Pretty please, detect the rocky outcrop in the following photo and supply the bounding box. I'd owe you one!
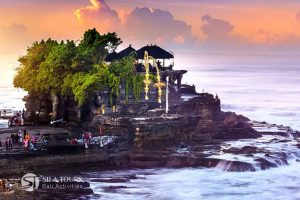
[23,93,52,123]
[89,93,260,150]
[24,93,91,124]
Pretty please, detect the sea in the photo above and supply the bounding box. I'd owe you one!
[1,53,300,199]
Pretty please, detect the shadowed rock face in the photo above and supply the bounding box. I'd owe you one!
[23,93,52,123]
[90,93,260,149]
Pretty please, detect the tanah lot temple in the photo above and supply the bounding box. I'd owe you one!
[24,43,221,133]
[101,44,189,114]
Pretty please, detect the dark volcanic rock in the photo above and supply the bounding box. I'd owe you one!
[214,160,256,172]
[103,185,128,193]
[223,146,259,154]
[90,178,130,183]
[213,123,262,140]
[255,158,278,170]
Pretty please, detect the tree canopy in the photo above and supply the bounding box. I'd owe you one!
[14,28,143,106]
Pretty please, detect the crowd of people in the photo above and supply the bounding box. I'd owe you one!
[0,129,38,152]
[0,178,11,193]
[0,109,7,117]
[8,110,25,127]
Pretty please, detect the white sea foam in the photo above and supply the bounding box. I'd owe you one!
[85,162,300,200]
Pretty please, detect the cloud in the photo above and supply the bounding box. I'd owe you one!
[250,29,280,45]
[0,23,29,54]
[74,1,300,53]
[122,7,195,46]
[5,23,28,34]
[297,11,300,22]
[75,0,121,33]
[75,0,196,48]
[201,15,234,41]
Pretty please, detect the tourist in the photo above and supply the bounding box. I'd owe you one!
[24,137,29,152]
[10,134,15,144]
[0,179,3,192]
[18,130,23,145]
[23,129,27,139]
[5,138,9,150]
[41,137,48,151]
[22,109,25,119]
[71,138,78,145]
[32,137,37,150]
[84,139,89,152]
[83,131,91,152]
[25,132,30,141]
[0,178,5,192]
[99,125,104,135]
[5,179,10,193]
[8,138,12,149]
[29,141,35,152]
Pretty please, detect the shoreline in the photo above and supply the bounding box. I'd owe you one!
[0,121,299,199]
[0,120,298,176]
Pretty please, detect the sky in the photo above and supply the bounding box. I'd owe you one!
[1,0,300,68]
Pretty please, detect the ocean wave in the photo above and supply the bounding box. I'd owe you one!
[271,112,298,117]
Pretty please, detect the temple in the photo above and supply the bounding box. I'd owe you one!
[100,44,188,113]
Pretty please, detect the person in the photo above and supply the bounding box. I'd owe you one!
[18,129,23,145]
[23,129,27,139]
[41,137,48,151]
[32,137,37,150]
[3,109,6,115]
[0,110,1,117]
[8,138,12,149]
[0,178,5,192]
[84,139,89,152]
[0,139,2,147]
[24,137,29,152]
[156,60,162,68]
[10,134,14,144]
[25,132,30,141]
[5,138,9,150]
[84,131,91,152]
[99,125,104,135]
[5,179,10,193]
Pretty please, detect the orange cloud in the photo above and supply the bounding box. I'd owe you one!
[74,0,300,52]
[74,0,197,48]
[75,0,121,33]
[201,15,234,41]
[250,29,280,45]
[174,35,185,44]
[0,23,29,54]
[297,11,300,22]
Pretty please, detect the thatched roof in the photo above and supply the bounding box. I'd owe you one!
[104,51,119,62]
[118,44,136,58]
[136,45,174,59]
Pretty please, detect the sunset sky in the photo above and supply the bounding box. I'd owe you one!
[1,0,300,67]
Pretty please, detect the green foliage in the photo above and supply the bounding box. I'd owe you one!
[132,75,144,102]
[38,40,76,93]
[63,64,112,105]
[73,28,122,71]
[14,39,59,94]
[13,28,145,107]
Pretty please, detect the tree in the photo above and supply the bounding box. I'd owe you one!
[13,28,145,121]
[72,28,122,71]
[14,39,58,94]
